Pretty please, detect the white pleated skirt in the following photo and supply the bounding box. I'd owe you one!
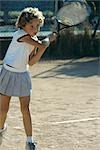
[0,67,32,97]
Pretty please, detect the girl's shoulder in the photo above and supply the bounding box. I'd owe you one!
[13,29,28,38]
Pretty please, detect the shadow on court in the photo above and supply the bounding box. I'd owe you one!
[32,57,99,78]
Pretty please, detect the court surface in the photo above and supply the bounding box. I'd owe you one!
[0,57,100,150]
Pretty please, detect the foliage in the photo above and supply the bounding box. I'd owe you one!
[0,11,4,17]
[44,28,100,59]
[8,11,20,19]
[43,10,54,18]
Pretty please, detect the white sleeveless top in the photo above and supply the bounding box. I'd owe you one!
[3,29,37,72]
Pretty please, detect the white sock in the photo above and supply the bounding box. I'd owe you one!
[26,136,33,143]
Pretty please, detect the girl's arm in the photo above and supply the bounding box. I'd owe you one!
[19,35,48,50]
[19,35,49,65]
[19,33,57,65]
[28,47,46,66]
[29,47,38,61]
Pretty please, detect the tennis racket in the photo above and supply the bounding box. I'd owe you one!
[55,0,91,32]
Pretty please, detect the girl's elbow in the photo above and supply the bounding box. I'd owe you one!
[28,61,34,66]
[29,63,33,66]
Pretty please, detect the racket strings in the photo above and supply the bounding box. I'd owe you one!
[57,2,91,26]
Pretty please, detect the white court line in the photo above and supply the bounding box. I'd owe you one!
[48,117,100,125]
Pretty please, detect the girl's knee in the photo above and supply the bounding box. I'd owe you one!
[19,96,30,115]
[20,106,30,115]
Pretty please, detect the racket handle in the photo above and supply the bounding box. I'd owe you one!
[91,18,100,39]
[57,22,60,33]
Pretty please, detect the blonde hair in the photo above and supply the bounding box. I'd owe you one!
[16,7,45,28]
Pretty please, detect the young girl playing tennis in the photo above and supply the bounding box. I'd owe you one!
[0,7,57,150]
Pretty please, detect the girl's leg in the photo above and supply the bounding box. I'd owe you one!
[19,96,32,137]
[0,94,11,129]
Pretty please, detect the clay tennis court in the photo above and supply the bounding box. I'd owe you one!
[0,57,100,150]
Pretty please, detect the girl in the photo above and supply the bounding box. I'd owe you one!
[0,7,57,150]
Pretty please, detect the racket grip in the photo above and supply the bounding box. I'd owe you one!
[91,18,100,39]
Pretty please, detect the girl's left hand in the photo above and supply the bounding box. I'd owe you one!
[49,32,58,42]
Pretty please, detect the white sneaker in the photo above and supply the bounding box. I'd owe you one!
[0,124,7,136]
[25,142,36,150]
[0,124,7,145]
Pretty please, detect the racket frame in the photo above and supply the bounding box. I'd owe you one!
[56,1,91,32]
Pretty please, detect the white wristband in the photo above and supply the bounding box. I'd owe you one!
[42,37,50,47]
